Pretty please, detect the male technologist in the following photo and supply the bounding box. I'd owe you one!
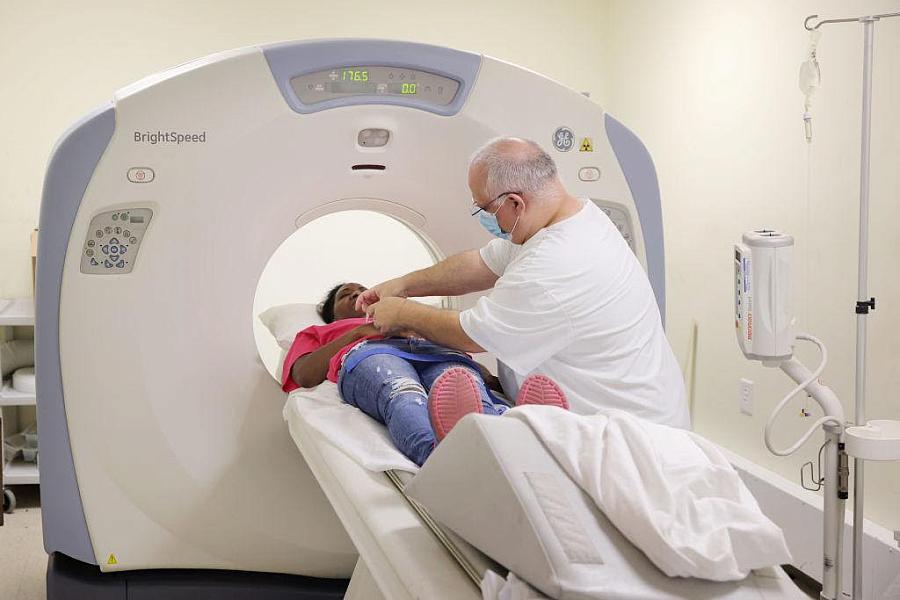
[358,137,690,427]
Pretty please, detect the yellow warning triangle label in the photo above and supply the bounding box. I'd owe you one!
[579,137,594,152]
[107,553,118,565]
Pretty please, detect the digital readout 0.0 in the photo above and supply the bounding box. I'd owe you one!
[330,81,418,95]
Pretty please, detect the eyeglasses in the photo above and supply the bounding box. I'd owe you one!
[470,191,522,216]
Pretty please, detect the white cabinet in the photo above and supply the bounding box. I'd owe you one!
[0,298,38,491]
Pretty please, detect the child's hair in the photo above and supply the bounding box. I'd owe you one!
[317,283,346,324]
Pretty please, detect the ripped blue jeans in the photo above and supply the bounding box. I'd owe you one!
[338,352,508,466]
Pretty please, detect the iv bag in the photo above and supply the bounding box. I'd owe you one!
[799,30,821,109]
[799,58,820,102]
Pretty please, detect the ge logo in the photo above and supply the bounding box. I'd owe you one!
[552,127,575,152]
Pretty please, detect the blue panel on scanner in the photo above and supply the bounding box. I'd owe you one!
[37,103,115,564]
[262,39,481,116]
[605,113,666,326]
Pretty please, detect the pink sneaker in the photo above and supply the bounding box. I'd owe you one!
[515,375,569,410]
[428,367,483,441]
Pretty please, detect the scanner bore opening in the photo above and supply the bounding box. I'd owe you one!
[253,210,443,379]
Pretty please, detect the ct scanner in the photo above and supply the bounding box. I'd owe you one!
[36,39,802,599]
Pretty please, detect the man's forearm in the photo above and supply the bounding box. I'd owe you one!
[401,250,498,298]
[400,301,485,354]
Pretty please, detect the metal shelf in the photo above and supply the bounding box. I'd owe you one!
[0,381,36,406]
[4,457,39,485]
[0,298,34,326]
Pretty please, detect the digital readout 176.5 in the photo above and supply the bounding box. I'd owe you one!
[342,69,368,81]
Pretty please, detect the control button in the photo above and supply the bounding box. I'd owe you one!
[118,245,127,254]
[115,227,122,234]
[358,128,390,148]
[109,246,119,256]
[85,249,94,257]
[129,236,137,244]
[127,167,155,183]
[90,258,99,266]
[109,237,120,245]
[87,240,95,248]
[95,229,103,238]
[123,230,131,237]
[112,213,119,221]
[578,167,601,182]
[116,260,125,268]
[105,226,112,234]
[104,259,114,268]
[101,245,109,255]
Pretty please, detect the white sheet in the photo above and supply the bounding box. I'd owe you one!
[482,570,548,600]
[283,383,419,473]
[506,405,792,582]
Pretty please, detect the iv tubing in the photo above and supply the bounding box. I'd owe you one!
[766,334,843,457]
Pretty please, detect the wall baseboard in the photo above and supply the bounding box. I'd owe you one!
[723,449,900,600]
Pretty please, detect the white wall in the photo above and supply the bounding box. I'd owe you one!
[604,0,900,532]
[0,0,609,299]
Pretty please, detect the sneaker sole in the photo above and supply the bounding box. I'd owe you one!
[428,367,483,441]
[515,375,569,410]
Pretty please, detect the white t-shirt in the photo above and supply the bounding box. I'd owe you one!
[459,200,690,428]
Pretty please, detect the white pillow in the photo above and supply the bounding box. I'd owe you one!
[258,303,324,350]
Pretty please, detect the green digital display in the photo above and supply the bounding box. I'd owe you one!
[292,66,459,106]
[342,69,368,82]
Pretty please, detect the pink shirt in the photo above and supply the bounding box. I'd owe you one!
[281,318,384,392]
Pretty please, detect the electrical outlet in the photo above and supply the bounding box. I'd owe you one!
[739,378,754,415]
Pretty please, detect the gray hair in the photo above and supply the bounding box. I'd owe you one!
[469,137,558,199]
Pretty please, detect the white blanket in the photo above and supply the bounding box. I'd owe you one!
[284,383,419,473]
[505,405,792,582]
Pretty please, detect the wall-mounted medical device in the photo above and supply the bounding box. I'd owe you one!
[735,229,847,600]
[734,230,794,362]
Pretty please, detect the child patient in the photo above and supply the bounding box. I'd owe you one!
[282,282,568,466]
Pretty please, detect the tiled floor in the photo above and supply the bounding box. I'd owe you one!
[0,486,45,600]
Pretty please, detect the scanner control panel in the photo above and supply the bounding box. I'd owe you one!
[595,202,635,251]
[80,208,153,275]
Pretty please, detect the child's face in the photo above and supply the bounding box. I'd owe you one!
[333,283,368,320]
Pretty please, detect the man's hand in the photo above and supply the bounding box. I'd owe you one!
[354,323,382,338]
[366,297,411,335]
[356,277,407,312]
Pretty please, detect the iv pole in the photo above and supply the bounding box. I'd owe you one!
[804,11,900,600]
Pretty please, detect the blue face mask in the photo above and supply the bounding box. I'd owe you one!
[476,195,519,241]
[478,210,510,240]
